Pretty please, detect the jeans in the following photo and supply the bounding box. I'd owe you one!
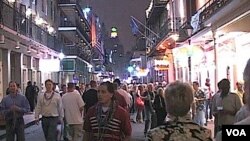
[205,99,212,121]
[41,116,59,141]
[194,109,205,126]
[144,107,154,133]
[6,118,25,141]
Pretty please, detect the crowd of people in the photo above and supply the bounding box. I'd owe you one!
[0,58,250,141]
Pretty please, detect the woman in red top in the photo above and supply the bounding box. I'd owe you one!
[84,81,132,141]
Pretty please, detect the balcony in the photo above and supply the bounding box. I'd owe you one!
[199,0,233,23]
[155,0,169,5]
[0,1,61,52]
[59,11,90,44]
[58,0,87,24]
[62,45,91,62]
[148,17,183,47]
[147,0,168,24]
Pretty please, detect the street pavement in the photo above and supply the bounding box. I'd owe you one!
[0,122,146,141]
[0,115,214,141]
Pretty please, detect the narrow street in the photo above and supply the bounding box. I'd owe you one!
[0,120,214,141]
[0,122,145,141]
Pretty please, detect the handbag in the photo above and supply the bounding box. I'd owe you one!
[136,97,144,109]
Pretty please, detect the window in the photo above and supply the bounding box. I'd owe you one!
[50,1,53,20]
[42,0,45,12]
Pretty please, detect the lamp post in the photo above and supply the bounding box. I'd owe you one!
[185,23,193,83]
[59,52,65,85]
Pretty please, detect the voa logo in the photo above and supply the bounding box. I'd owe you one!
[226,129,247,136]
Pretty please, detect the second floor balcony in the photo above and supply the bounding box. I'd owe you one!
[0,1,61,52]
[59,11,91,44]
[147,17,183,48]
[62,45,91,62]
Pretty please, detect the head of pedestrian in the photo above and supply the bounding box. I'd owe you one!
[8,81,18,94]
[243,59,250,110]
[236,81,244,91]
[45,79,54,93]
[164,81,194,117]
[27,81,32,86]
[113,79,121,87]
[147,83,154,92]
[67,82,75,92]
[192,81,199,91]
[61,84,67,93]
[90,80,97,88]
[205,78,210,87]
[97,81,116,107]
[218,78,230,98]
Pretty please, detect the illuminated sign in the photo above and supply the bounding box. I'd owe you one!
[40,59,60,72]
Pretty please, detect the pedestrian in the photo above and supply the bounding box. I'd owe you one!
[0,81,30,141]
[212,79,242,134]
[204,78,213,126]
[84,81,132,141]
[35,79,64,141]
[140,83,156,135]
[153,87,167,126]
[16,83,22,94]
[113,79,132,110]
[33,82,40,105]
[146,81,212,141]
[83,80,98,113]
[216,59,250,141]
[62,82,85,141]
[25,81,35,112]
[193,81,206,126]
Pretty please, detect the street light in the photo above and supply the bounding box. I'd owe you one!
[59,52,65,84]
[185,22,193,83]
[59,52,65,60]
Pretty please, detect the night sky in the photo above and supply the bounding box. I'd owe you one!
[85,0,151,52]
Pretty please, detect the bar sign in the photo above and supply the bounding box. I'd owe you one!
[222,125,250,140]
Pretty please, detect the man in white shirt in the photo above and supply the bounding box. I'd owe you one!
[114,79,132,108]
[35,79,64,141]
[62,83,85,141]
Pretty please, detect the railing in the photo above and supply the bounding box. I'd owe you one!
[58,0,79,4]
[0,1,62,52]
[148,17,183,47]
[154,0,169,5]
[63,46,80,55]
[199,0,233,23]
[59,10,90,42]
[58,0,85,21]
[179,0,232,38]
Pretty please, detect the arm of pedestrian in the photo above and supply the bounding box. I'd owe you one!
[21,97,31,114]
[34,95,42,121]
[0,99,11,115]
[58,96,64,121]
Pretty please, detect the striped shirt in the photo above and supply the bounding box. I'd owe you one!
[84,104,131,141]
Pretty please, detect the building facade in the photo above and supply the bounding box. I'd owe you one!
[58,0,93,84]
[0,0,63,99]
[145,0,250,91]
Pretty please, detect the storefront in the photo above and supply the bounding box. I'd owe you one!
[173,44,205,85]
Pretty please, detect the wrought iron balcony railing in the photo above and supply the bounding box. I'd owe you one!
[199,0,233,23]
[148,17,184,47]
[58,0,80,5]
[0,1,63,52]
[58,0,86,23]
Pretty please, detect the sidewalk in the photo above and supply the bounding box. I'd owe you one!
[0,113,37,140]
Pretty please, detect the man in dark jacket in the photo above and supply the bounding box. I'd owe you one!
[25,81,35,112]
